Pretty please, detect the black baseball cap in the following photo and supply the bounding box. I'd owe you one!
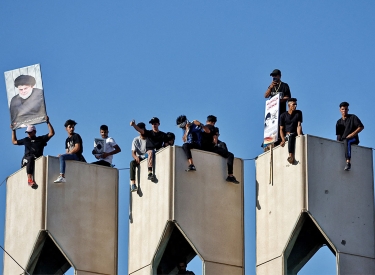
[288,98,297,102]
[339,102,349,108]
[149,117,160,124]
[270,69,281,76]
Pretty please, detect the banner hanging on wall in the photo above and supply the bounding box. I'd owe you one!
[263,94,280,146]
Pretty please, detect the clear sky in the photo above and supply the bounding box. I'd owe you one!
[1,1,374,274]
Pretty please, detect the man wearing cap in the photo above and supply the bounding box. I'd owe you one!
[54,119,85,183]
[336,102,364,171]
[10,75,47,129]
[11,116,55,189]
[264,69,291,146]
[279,98,303,164]
[176,115,210,172]
[129,122,147,192]
[130,117,166,181]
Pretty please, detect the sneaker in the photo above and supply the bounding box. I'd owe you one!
[186,165,196,172]
[54,175,66,183]
[147,173,155,180]
[131,183,138,192]
[226,176,240,184]
[31,183,38,189]
[28,178,35,187]
[344,163,351,171]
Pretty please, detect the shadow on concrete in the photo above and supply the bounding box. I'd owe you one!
[26,231,71,274]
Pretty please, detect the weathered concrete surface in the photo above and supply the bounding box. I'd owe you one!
[129,146,244,275]
[3,156,118,275]
[3,157,46,275]
[337,253,375,274]
[256,135,375,274]
[204,261,244,275]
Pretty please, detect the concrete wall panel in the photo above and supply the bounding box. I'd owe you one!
[46,157,118,275]
[338,253,375,274]
[128,265,152,275]
[174,147,244,267]
[256,136,305,265]
[75,270,109,275]
[204,261,243,275]
[306,136,375,258]
[128,147,173,274]
[256,256,283,275]
[3,157,46,275]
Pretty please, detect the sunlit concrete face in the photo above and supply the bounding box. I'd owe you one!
[256,135,375,274]
[128,146,244,275]
[3,156,118,275]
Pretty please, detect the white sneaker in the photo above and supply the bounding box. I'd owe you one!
[54,175,66,183]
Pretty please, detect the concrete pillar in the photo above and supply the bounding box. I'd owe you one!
[256,135,375,274]
[128,146,244,275]
[3,156,118,275]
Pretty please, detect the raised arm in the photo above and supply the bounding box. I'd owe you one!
[46,116,55,138]
[11,125,17,145]
[192,120,210,133]
[130,120,145,135]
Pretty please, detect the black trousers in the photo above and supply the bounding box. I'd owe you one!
[91,160,111,167]
[130,158,144,181]
[286,133,296,154]
[213,147,234,175]
[182,143,201,160]
[21,155,36,175]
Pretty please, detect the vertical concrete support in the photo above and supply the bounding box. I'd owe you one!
[128,146,244,275]
[3,156,118,275]
[256,135,375,274]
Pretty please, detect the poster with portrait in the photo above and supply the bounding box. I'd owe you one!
[93,138,106,157]
[263,94,280,146]
[4,64,47,130]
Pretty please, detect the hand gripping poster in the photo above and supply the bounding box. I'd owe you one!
[263,94,280,146]
[4,64,47,130]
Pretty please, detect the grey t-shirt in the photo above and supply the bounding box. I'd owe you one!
[131,136,147,157]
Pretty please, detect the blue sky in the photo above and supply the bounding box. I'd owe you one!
[1,1,374,274]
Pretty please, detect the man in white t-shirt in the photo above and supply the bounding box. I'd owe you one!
[130,122,147,192]
[92,125,121,167]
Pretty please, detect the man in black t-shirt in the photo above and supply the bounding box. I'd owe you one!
[280,98,303,164]
[336,102,364,171]
[11,116,55,189]
[131,117,166,181]
[54,119,85,183]
[264,69,291,147]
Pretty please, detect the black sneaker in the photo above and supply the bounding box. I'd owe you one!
[186,165,196,172]
[148,172,155,180]
[131,184,137,192]
[226,176,240,184]
[31,183,38,189]
[344,163,351,171]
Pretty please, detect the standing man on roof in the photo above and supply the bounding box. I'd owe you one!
[264,69,291,146]
[336,102,364,171]
[11,116,55,189]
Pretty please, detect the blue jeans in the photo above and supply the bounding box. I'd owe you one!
[59,154,79,174]
[344,137,359,160]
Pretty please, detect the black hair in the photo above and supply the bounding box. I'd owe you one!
[207,115,217,123]
[176,115,187,125]
[100,125,108,131]
[339,101,349,108]
[166,132,175,141]
[14,75,36,88]
[64,119,77,127]
[137,122,146,130]
[265,113,271,121]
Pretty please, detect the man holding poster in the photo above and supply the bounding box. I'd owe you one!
[4,64,47,130]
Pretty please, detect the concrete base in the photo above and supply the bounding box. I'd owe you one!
[3,156,118,275]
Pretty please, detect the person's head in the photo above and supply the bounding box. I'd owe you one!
[177,260,187,273]
[100,125,109,139]
[137,122,146,137]
[14,75,36,99]
[64,119,77,136]
[149,117,160,131]
[288,98,297,112]
[165,132,175,146]
[270,69,281,83]
[25,125,36,138]
[264,112,271,127]
[339,101,349,117]
[176,115,188,128]
[206,115,217,125]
